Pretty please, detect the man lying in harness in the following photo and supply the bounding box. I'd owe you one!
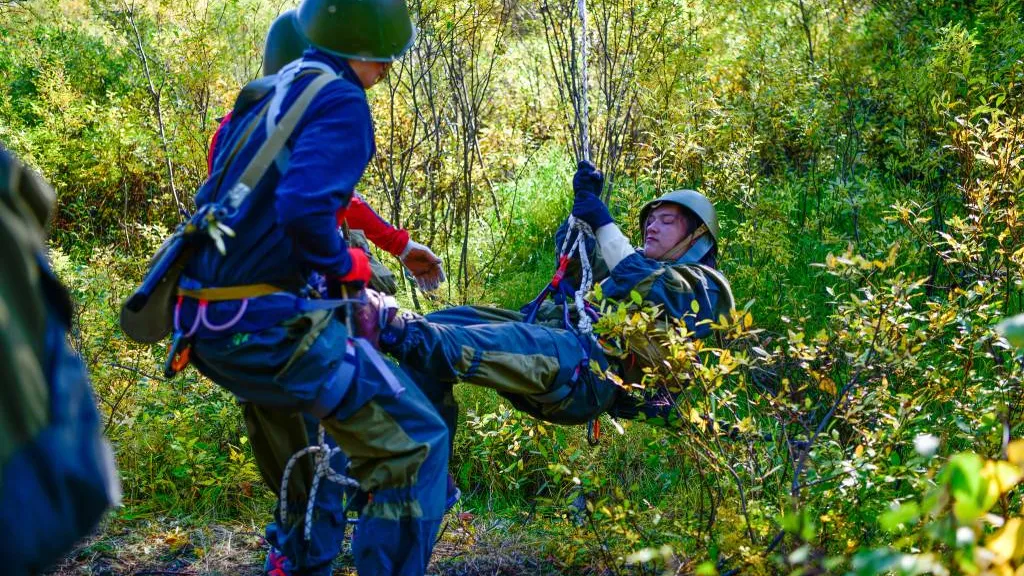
[360,160,735,453]
[166,1,449,575]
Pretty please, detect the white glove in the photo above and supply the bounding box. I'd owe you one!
[400,239,446,292]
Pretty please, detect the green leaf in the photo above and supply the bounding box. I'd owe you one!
[630,290,643,305]
[946,453,983,497]
[944,453,986,522]
[879,502,920,532]
[695,561,718,576]
[691,299,700,313]
[996,314,1024,349]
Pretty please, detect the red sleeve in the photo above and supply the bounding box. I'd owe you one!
[207,112,232,176]
[337,196,410,257]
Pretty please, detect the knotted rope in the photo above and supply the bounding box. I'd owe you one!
[557,215,596,335]
[278,424,361,541]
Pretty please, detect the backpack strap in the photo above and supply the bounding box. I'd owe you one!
[265,59,338,173]
[222,72,336,211]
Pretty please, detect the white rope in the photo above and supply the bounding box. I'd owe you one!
[278,424,360,541]
[559,215,595,335]
[566,0,595,335]
[576,0,591,162]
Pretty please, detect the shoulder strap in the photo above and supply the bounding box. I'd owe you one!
[223,72,336,211]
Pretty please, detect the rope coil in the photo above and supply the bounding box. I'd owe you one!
[278,424,360,541]
[558,215,596,335]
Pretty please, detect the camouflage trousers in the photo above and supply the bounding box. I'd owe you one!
[190,310,448,575]
[387,306,624,453]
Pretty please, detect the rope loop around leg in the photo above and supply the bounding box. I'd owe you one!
[278,424,361,541]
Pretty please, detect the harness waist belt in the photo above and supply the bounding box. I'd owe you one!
[177,283,286,301]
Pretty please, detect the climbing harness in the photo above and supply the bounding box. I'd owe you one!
[522,216,599,337]
[121,66,337,345]
[521,216,615,441]
[153,69,341,377]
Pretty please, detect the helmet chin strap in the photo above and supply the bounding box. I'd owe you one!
[655,223,712,263]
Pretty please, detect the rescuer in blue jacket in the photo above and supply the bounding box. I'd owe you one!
[174,1,449,574]
[0,144,120,576]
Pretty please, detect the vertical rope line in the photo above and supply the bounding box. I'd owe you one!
[577,0,591,163]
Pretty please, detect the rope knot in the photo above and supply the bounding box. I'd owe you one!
[278,424,360,541]
[558,216,596,336]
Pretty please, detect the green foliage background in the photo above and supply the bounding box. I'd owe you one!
[2,0,1024,572]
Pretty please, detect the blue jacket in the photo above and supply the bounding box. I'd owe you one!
[553,221,734,337]
[182,50,375,334]
[599,250,733,337]
[1,146,117,575]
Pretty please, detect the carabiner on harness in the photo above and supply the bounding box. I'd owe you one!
[163,331,192,378]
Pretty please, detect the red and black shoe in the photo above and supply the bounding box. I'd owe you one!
[264,547,294,576]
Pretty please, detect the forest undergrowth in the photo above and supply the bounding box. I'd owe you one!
[3,0,1024,573]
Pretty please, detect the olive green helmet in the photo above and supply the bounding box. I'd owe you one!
[263,10,310,76]
[296,0,417,62]
[638,189,719,243]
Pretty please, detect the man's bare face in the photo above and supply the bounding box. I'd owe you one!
[349,60,392,89]
[643,204,689,260]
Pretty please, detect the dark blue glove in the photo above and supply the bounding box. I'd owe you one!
[572,190,613,229]
[571,160,612,228]
[573,160,604,196]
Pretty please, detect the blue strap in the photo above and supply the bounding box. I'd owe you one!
[353,338,406,398]
[293,295,365,312]
[522,284,554,324]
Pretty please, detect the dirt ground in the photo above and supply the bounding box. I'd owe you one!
[45,512,575,576]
